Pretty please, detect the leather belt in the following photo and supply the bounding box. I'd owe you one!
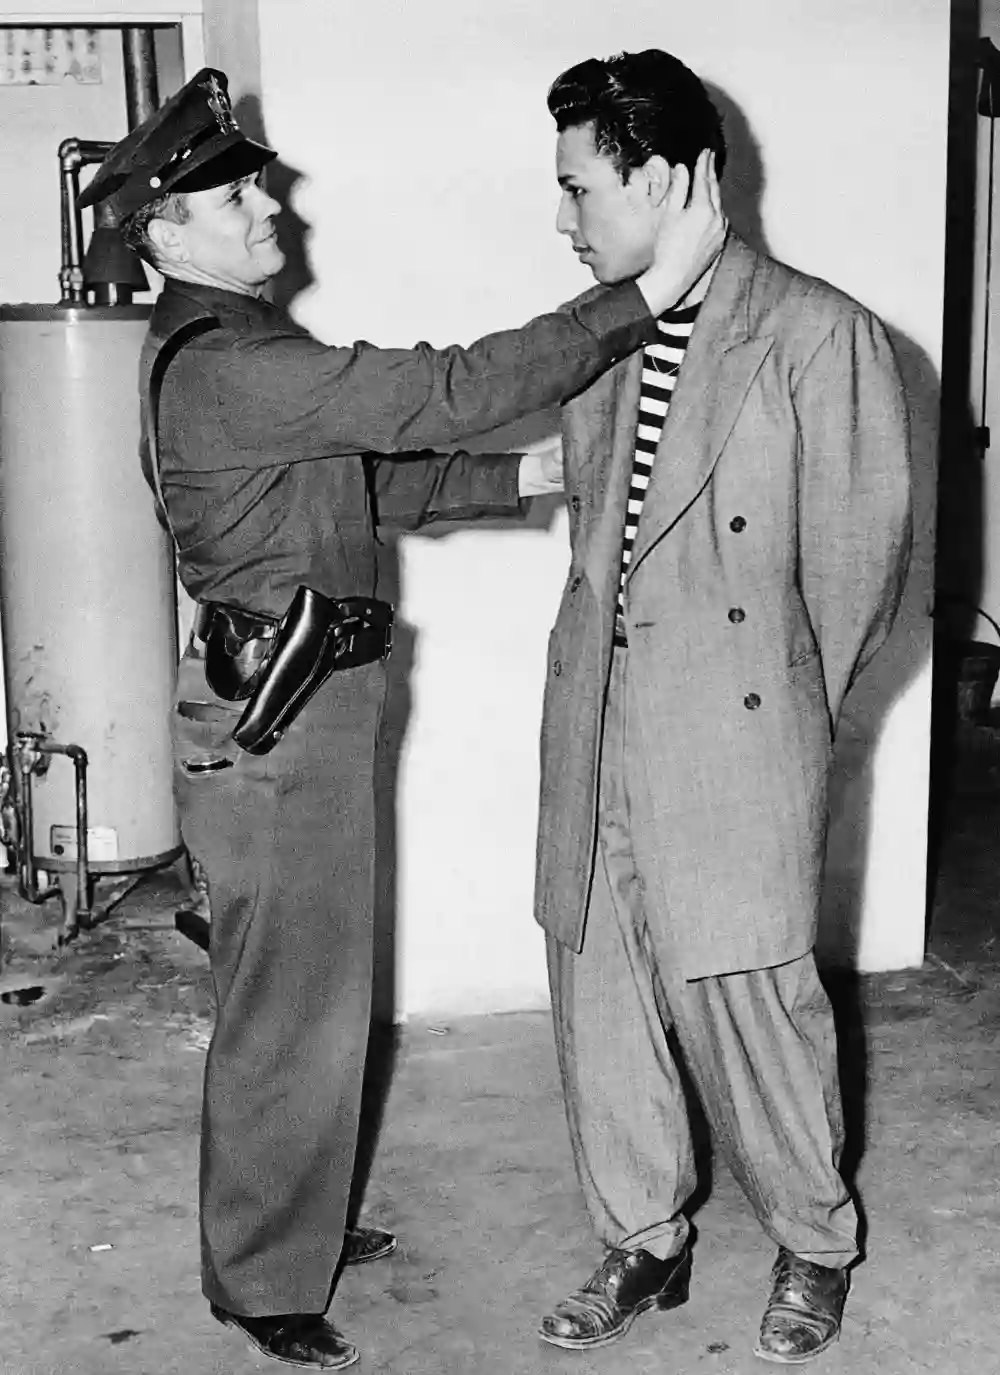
[192,602,277,649]
[188,603,276,680]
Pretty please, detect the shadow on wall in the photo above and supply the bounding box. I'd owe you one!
[928,0,984,897]
[817,331,938,967]
[936,0,985,628]
[711,73,936,974]
[233,93,315,312]
[821,0,985,967]
[707,82,768,255]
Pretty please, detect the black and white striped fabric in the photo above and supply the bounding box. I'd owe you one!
[614,302,700,645]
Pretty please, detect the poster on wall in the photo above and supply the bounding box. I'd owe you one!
[0,27,101,85]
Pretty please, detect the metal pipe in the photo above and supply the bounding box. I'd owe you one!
[15,754,35,897]
[59,139,85,304]
[57,137,113,305]
[60,26,159,305]
[121,28,160,129]
[38,741,90,937]
[12,734,91,939]
[14,737,43,904]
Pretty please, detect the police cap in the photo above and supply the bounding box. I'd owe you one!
[78,67,276,221]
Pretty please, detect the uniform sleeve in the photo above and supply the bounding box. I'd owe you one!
[366,450,522,531]
[206,282,654,462]
[796,308,912,727]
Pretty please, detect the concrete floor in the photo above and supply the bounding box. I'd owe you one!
[1,740,998,1374]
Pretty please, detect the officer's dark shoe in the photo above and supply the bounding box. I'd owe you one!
[342,1225,397,1265]
[539,1244,691,1350]
[754,1248,848,1364]
[210,1304,359,1369]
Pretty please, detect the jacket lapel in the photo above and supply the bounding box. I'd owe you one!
[626,236,773,581]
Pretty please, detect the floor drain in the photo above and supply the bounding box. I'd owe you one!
[1,985,48,1007]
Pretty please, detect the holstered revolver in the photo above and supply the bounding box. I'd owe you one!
[231,586,393,755]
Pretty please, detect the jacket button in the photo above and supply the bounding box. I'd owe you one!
[744,692,761,710]
[728,607,746,624]
[570,496,581,512]
[730,516,747,532]
[553,661,563,677]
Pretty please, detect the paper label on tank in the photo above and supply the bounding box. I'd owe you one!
[49,825,119,861]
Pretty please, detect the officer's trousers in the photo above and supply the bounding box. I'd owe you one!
[171,647,386,1316]
[546,648,859,1272]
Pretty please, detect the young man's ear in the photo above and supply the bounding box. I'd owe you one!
[642,154,674,208]
[146,216,188,265]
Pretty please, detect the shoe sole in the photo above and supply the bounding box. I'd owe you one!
[213,1311,360,1370]
[344,1236,398,1266]
[538,1287,689,1351]
[753,1330,840,1365]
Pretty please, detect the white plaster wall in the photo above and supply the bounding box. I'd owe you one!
[256,0,948,1015]
[0,2,948,1005]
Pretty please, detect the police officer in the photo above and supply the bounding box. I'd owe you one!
[79,68,724,1369]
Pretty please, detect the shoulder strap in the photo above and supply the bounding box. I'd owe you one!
[146,315,220,538]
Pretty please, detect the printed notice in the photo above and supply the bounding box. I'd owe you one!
[0,27,102,85]
[49,825,119,862]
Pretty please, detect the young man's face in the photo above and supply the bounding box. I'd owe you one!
[162,172,285,294]
[555,122,659,284]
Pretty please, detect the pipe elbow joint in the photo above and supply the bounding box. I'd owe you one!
[58,137,84,171]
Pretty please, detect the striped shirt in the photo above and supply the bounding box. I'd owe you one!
[614,303,700,642]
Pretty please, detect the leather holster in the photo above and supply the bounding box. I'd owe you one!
[199,603,278,701]
[231,586,393,755]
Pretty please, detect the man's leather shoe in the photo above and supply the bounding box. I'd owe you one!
[539,1245,691,1350]
[342,1225,397,1265]
[754,1249,848,1364]
[210,1304,359,1369]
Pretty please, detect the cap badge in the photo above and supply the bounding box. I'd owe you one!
[203,74,238,135]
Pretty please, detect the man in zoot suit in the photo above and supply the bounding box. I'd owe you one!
[78,66,725,1371]
[534,51,912,1365]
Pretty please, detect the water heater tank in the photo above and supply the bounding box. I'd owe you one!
[0,304,181,900]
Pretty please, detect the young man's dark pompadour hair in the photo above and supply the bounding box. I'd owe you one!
[547,49,727,183]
